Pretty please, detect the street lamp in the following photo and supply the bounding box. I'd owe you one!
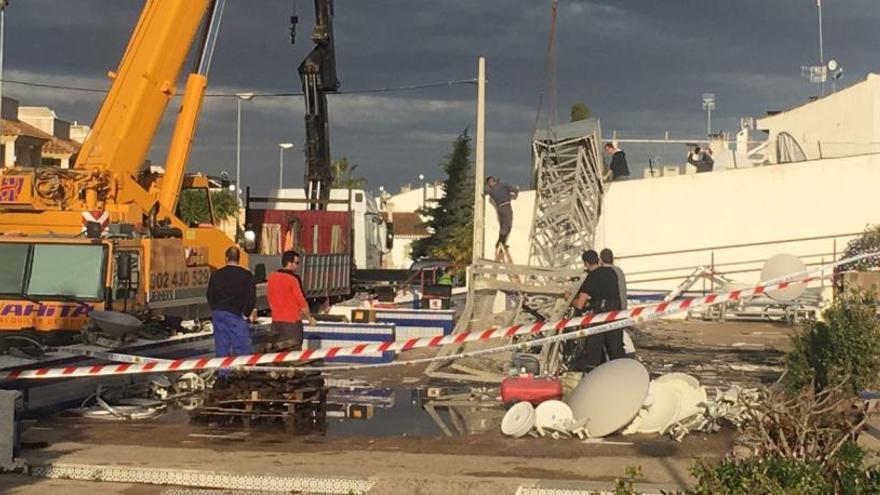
[278,142,294,189]
[0,1,10,159]
[701,93,715,136]
[235,92,255,194]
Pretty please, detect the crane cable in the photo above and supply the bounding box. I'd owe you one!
[533,0,559,136]
[0,77,478,98]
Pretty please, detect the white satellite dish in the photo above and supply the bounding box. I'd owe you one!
[567,359,650,438]
[655,373,707,423]
[534,400,573,429]
[633,381,682,434]
[828,59,839,72]
[760,254,807,302]
[501,401,536,437]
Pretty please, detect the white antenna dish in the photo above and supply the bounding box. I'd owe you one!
[632,381,682,434]
[828,59,838,71]
[760,253,807,302]
[501,401,536,437]
[655,372,707,423]
[567,359,650,437]
[534,400,573,429]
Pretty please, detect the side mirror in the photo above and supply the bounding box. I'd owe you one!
[385,223,394,250]
[117,253,132,282]
[254,263,267,282]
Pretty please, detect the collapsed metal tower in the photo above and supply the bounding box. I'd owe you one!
[529,119,605,269]
[425,120,606,381]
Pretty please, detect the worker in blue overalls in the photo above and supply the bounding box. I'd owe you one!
[206,247,257,373]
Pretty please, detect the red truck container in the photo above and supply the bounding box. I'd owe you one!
[245,207,352,299]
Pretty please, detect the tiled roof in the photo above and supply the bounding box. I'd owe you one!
[42,135,81,155]
[382,211,429,237]
[0,118,53,140]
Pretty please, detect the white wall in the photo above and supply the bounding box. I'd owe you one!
[757,73,880,160]
[384,182,443,215]
[595,154,880,294]
[389,236,417,269]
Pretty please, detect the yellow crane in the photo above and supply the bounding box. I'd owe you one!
[0,0,240,342]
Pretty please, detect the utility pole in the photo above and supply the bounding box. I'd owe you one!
[0,1,8,164]
[472,57,486,261]
[817,0,825,96]
[235,92,255,193]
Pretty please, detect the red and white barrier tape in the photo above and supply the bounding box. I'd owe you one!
[1,251,875,381]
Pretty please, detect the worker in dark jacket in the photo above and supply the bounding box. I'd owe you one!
[207,247,257,359]
[604,143,630,180]
[569,249,625,370]
[486,176,518,250]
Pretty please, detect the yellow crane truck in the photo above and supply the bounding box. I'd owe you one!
[0,1,239,346]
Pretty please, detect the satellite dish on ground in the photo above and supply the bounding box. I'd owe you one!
[655,372,707,423]
[89,311,143,338]
[535,400,573,429]
[633,381,682,434]
[760,254,807,302]
[567,358,650,437]
[828,59,839,71]
[501,401,536,437]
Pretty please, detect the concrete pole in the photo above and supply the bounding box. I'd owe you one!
[472,57,486,262]
[278,146,284,189]
[236,98,242,190]
[0,5,6,166]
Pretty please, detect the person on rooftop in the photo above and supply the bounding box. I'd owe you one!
[605,143,630,181]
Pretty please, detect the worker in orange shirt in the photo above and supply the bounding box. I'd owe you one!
[267,250,317,350]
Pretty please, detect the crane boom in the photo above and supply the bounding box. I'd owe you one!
[74,0,211,177]
[295,0,339,210]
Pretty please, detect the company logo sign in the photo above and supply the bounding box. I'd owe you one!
[0,302,93,318]
[0,176,25,203]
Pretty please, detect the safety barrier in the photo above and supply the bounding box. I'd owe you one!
[1,251,876,381]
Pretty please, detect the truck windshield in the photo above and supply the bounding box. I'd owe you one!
[0,244,29,295]
[28,244,105,299]
[0,242,106,300]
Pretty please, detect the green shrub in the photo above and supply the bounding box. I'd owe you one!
[839,225,880,272]
[785,292,880,394]
[688,443,880,495]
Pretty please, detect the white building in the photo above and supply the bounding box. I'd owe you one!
[486,73,880,300]
[380,181,444,269]
[18,106,81,168]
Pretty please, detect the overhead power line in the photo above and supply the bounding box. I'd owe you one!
[0,77,477,97]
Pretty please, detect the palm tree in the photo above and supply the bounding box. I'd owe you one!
[331,157,367,189]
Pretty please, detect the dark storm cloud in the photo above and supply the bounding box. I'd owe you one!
[4,0,878,193]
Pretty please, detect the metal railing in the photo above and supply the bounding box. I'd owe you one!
[619,231,864,293]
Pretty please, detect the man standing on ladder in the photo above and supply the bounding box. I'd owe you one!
[486,176,518,261]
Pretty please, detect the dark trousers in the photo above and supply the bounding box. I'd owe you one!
[582,328,626,368]
[567,326,626,373]
[212,310,253,357]
[496,204,513,245]
[269,321,304,351]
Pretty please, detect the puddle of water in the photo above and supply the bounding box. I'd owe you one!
[62,382,504,439]
[325,388,444,437]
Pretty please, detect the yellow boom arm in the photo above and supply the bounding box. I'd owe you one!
[74,0,211,178]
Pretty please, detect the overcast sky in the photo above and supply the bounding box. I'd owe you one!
[4,0,877,194]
